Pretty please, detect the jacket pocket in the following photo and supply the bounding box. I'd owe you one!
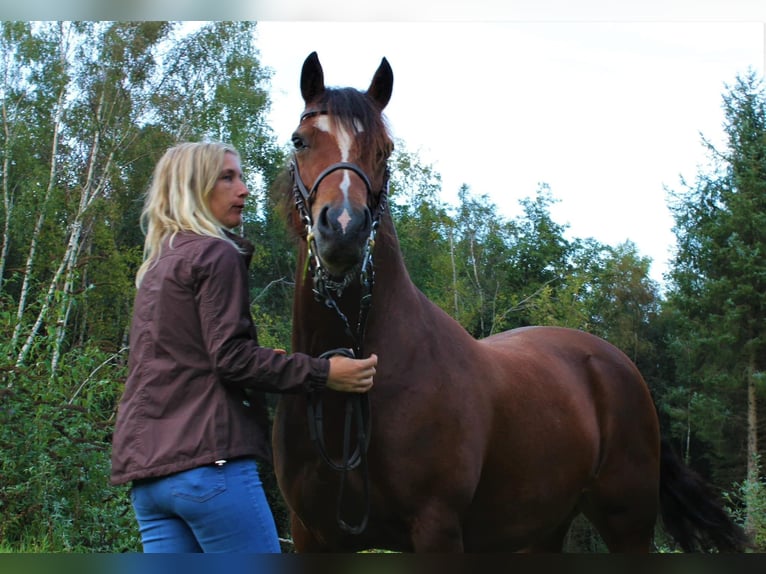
[170,464,226,503]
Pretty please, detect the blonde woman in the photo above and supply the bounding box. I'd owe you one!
[111,142,377,553]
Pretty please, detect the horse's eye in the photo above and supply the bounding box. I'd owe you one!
[291,134,306,150]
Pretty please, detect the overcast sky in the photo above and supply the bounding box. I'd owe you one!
[255,21,764,286]
[3,2,764,286]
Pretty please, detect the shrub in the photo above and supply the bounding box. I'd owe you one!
[0,345,139,552]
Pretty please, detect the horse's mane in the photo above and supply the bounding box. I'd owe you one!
[270,86,393,240]
[269,167,302,241]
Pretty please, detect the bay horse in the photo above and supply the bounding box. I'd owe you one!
[270,51,749,553]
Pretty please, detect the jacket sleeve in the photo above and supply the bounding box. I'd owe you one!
[194,239,329,393]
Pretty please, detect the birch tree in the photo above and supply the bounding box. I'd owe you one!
[10,22,173,372]
[0,22,34,295]
[3,22,70,361]
[1,21,280,380]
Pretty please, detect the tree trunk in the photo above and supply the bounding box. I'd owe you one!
[48,131,115,377]
[469,234,485,335]
[744,350,759,539]
[0,89,25,296]
[9,45,67,357]
[449,230,458,318]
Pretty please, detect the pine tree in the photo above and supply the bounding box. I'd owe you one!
[666,70,766,535]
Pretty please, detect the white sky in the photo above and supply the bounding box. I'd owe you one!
[5,0,763,287]
[255,21,765,286]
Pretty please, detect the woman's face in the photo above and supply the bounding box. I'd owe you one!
[209,152,248,229]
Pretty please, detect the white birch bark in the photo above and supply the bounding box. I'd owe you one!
[44,85,115,376]
[9,79,66,357]
[0,44,27,296]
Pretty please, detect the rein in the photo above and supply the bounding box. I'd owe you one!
[289,151,389,535]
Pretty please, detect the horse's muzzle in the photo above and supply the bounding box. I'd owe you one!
[314,203,372,275]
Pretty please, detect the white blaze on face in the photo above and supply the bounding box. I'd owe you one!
[315,115,362,234]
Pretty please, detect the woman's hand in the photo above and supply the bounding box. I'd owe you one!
[326,353,377,393]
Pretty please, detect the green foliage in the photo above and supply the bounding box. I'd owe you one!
[563,515,609,553]
[151,21,281,174]
[450,185,521,337]
[664,71,766,493]
[723,455,766,551]
[391,167,662,356]
[242,151,301,355]
[0,337,138,552]
[389,147,456,315]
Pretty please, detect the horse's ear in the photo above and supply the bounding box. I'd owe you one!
[366,57,393,111]
[300,51,325,104]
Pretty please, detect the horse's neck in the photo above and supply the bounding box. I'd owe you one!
[360,216,471,356]
[367,214,423,305]
[292,215,428,353]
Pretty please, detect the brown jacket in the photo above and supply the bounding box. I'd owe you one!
[110,231,328,485]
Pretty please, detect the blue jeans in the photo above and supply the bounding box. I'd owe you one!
[130,458,281,553]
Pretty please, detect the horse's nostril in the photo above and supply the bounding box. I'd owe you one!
[318,205,331,228]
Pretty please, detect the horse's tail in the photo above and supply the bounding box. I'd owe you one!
[658,437,750,552]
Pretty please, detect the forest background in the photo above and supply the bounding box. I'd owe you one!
[0,21,764,552]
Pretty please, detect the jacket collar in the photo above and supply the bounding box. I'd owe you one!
[224,230,255,268]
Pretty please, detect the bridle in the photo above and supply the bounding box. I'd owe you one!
[289,108,389,300]
[288,118,390,534]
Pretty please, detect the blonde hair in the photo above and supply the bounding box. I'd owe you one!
[136,141,241,287]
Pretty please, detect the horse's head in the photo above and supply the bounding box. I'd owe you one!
[289,51,394,281]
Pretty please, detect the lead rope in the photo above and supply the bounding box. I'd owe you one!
[305,233,376,534]
[307,348,371,535]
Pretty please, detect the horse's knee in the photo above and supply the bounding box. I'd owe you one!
[410,506,465,552]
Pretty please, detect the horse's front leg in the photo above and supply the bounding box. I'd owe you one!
[410,502,465,552]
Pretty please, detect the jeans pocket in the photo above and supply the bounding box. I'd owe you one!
[170,464,226,503]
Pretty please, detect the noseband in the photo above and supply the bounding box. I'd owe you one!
[288,144,389,535]
[291,158,375,212]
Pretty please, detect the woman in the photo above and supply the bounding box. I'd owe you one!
[111,142,377,553]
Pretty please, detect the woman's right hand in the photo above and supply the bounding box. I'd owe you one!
[326,353,377,393]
